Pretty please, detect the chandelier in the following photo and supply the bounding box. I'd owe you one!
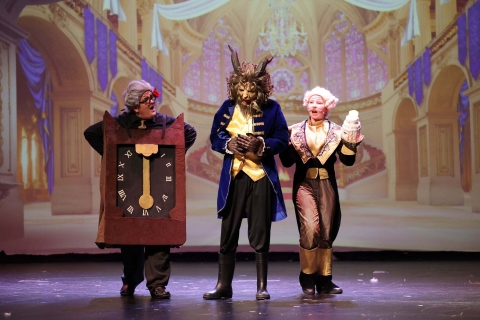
[258,0,308,58]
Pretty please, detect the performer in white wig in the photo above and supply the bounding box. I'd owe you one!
[280,86,363,295]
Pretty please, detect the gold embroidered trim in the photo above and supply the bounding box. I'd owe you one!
[223,114,230,119]
[253,113,263,118]
[220,122,225,126]
[253,122,264,126]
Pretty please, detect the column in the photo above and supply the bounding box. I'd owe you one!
[169,33,182,87]
[416,113,464,206]
[414,0,432,55]
[464,85,480,212]
[436,0,457,35]
[49,90,111,215]
[0,6,30,240]
[138,0,156,67]
[387,22,401,78]
[118,0,138,48]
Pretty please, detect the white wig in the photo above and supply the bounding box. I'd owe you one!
[303,86,339,115]
[121,80,154,112]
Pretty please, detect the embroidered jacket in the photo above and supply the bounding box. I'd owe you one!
[279,119,357,242]
[210,99,289,221]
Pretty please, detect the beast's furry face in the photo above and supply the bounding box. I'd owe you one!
[227,62,273,112]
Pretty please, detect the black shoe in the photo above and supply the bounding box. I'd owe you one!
[316,275,343,294]
[120,279,138,296]
[150,286,171,299]
[299,272,316,295]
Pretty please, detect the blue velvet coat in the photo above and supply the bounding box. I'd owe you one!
[210,99,289,222]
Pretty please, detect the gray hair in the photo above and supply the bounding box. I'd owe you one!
[122,80,154,112]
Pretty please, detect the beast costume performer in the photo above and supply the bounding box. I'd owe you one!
[84,80,196,299]
[203,46,289,300]
[279,86,363,295]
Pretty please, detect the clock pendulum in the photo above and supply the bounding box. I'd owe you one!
[135,144,158,215]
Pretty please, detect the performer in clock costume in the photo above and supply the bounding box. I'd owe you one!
[84,80,197,299]
[279,86,364,295]
[203,47,289,300]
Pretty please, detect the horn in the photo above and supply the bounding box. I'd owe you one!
[254,56,273,77]
[228,45,241,75]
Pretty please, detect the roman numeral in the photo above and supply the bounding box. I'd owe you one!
[166,176,172,182]
[166,162,171,167]
[162,194,168,202]
[156,206,161,212]
[142,209,149,216]
[118,161,125,168]
[118,190,126,201]
[127,206,134,214]
[125,150,133,158]
[117,174,124,181]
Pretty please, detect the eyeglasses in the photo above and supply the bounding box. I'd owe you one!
[139,95,156,104]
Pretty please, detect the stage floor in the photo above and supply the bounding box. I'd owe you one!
[1,259,480,319]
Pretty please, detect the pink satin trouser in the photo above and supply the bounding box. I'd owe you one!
[294,178,336,250]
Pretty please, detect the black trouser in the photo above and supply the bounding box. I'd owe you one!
[121,245,171,290]
[220,171,273,254]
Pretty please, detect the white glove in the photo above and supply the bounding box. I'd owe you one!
[341,110,363,143]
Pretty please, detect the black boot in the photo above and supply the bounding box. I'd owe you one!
[203,253,235,300]
[316,275,343,294]
[255,252,270,300]
[299,247,317,295]
[299,272,316,295]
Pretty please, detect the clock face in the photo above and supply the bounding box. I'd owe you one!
[116,144,175,218]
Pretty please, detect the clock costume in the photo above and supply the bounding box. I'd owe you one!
[203,47,289,300]
[84,80,197,299]
[279,86,363,295]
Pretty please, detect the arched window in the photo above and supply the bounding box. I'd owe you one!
[325,13,388,101]
[182,19,239,104]
[256,50,310,104]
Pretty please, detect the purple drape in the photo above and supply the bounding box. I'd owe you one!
[408,63,415,97]
[97,18,108,91]
[149,67,156,88]
[457,80,469,175]
[109,29,117,78]
[84,7,95,64]
[110,92,119,117]
[17,39,55,194]
[458,13,467,66]
[157,73,163,104]
[414,58,423,105]
[468,1,480,79]
[141,60,149,81]
[141,60,163,104]
[423,48,431,86]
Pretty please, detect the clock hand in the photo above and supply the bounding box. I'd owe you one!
[135,144,159,210]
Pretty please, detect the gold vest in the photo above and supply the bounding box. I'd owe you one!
[226,105,266,181]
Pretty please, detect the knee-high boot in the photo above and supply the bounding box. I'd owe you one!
[299,246,317,295]
[316,248,342,294]
[255,252,270,300]
[203,252,235,300]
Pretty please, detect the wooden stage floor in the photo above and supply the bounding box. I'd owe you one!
[1,256,480,319]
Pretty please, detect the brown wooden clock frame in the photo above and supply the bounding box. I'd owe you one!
[100,111,186,246]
